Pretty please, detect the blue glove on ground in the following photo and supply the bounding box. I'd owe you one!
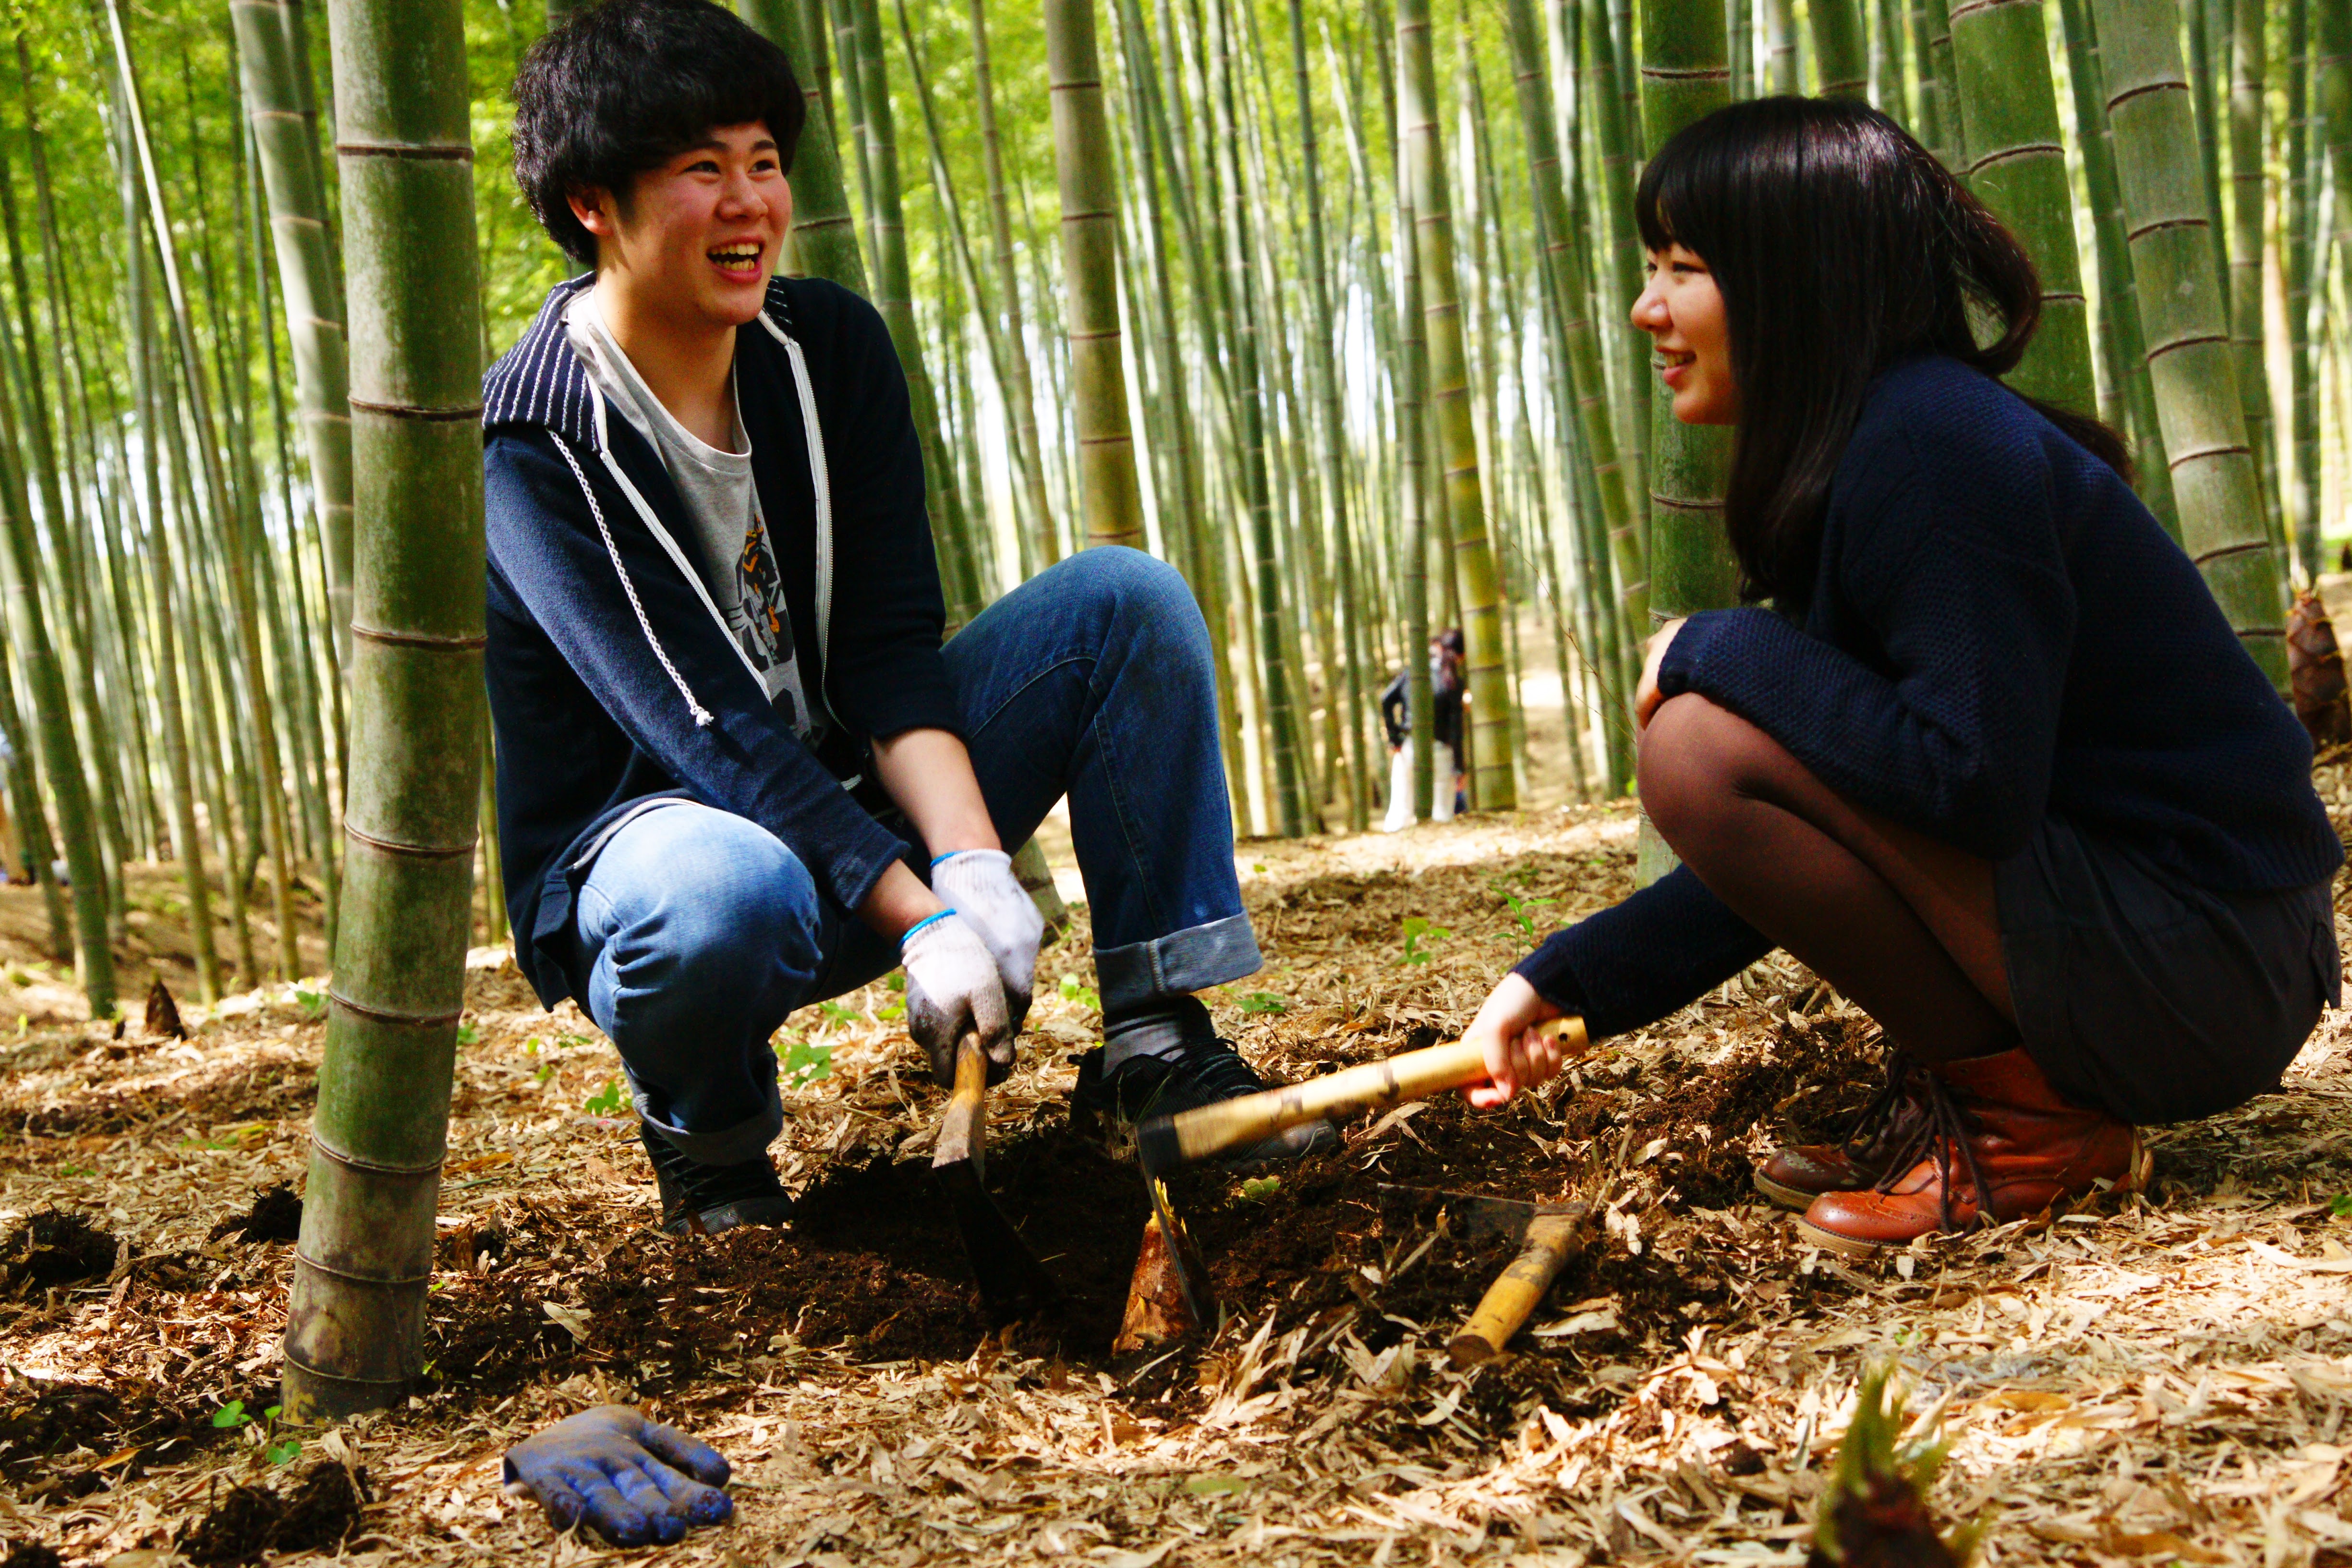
[501,1404,733,1545]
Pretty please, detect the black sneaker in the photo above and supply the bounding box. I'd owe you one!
[1070,1039,1340,1169]
[637,1124,795,1236]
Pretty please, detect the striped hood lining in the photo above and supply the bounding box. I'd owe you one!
[481,276,832,738]
[480,274,806,444]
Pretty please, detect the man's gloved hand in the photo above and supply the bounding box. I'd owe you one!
[501,1404,732,1546]
[900,910,1013,1085]
[931,849,1044,1030]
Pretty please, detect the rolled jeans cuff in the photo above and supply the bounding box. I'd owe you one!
[1093,913,1262,1014]
[630,1051,785,1166]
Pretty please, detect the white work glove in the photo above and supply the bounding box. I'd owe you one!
[930,849,1044,1031]
[899,911,1013,1086]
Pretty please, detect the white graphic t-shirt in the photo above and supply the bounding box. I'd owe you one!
[565,290,821,740]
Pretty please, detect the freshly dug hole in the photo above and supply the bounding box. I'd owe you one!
[176,1461,369,1567]
[0,1212,116,1292]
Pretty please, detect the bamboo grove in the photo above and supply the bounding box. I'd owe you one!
[1,0,2350,1022]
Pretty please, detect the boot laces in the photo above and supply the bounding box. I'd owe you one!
[1870,1069,1994,1234]
[1836,1049,1927,1167]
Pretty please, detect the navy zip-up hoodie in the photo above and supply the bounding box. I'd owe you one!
[1515,355,2342,1035]
[483,275,959,1009]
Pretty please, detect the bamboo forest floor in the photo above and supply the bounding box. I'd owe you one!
[2,777,2352,1565]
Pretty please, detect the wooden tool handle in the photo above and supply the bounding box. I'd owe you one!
[932,1034,988,1175]
[1447,1213,1584,1368]
[1138,1016,1587,1173]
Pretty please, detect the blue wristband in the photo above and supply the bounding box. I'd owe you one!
[899,910,953,950]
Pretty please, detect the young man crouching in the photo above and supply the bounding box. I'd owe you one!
[485,0,1334,1241]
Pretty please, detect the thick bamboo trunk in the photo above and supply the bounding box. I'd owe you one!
[233,0,354,684]
[1397,0,1515,809]
[1949,0,2097,414]
[1808,0,1870,95]
[282,0,485,1421]
[2093,0,2290,689]
[739,0,867,295]
[2055,0,2177,535]
[1044,0,1149,551]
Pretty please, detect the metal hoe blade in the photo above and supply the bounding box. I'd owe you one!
[1143,1172,1218,1331]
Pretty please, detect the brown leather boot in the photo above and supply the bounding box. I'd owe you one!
[1794,1047,2146,1258]
[1753,1053,1926,1211]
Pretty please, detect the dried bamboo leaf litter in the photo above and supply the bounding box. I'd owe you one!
[1,790,2351,1564]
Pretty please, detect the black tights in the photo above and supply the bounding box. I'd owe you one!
[1639,693,2020,1067]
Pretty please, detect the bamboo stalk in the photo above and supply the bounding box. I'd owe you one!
[1045,0,1150,551]
[1397,0,1515,810]
[1948,0,2097,414]
[283,0,486,1422]
[2093,0,2290,688]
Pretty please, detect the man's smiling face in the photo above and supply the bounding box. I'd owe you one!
[570,121,791,330]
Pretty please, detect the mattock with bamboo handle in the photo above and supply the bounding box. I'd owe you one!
[933,1033,1059,1323]
[1123,1017,1592,1335]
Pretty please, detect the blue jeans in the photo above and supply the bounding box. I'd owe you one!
[568,548,1260,1162]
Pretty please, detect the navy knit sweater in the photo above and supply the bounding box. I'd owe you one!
[1515,354,2342,1037]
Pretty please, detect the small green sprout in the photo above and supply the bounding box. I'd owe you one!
[292,986,327,1020]
[1059,974,1100,1010]
[583,1079,630,1117]
[782,1037,833,1086]
[1400,916,1451,966]
[818,999,860,1028]
[266,1439,301,1465]
[1236,992,1286,1015]
[1499,890,1558,943]
[2332,1192,2352,1218]
[456,1022,480,1047]
[212,1400,252,1430]
[1238,1176,1281,1203]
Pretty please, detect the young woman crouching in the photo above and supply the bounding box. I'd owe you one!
[1457,97,2341,1256]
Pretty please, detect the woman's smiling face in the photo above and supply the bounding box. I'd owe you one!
[1631,242,1739,425]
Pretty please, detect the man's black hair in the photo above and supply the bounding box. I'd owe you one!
[513,0,806,267]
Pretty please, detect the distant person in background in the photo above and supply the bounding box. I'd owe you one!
[0,729,17,885]
[1379,628,1468,831]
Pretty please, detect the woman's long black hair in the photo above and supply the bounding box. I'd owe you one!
[1634,96,2131,605]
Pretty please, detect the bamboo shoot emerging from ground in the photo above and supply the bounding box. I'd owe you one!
[283,0,485,1420]
[2093,0,2290,690]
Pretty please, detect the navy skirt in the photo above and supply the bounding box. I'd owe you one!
[1996,814,2340,1126]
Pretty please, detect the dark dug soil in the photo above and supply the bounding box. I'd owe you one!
[0,1212,116,1292]
[207,1183,302,1245]
[176,1462,369,1567]
[0,1380,223,1495]
[426,1002,1876,1413]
